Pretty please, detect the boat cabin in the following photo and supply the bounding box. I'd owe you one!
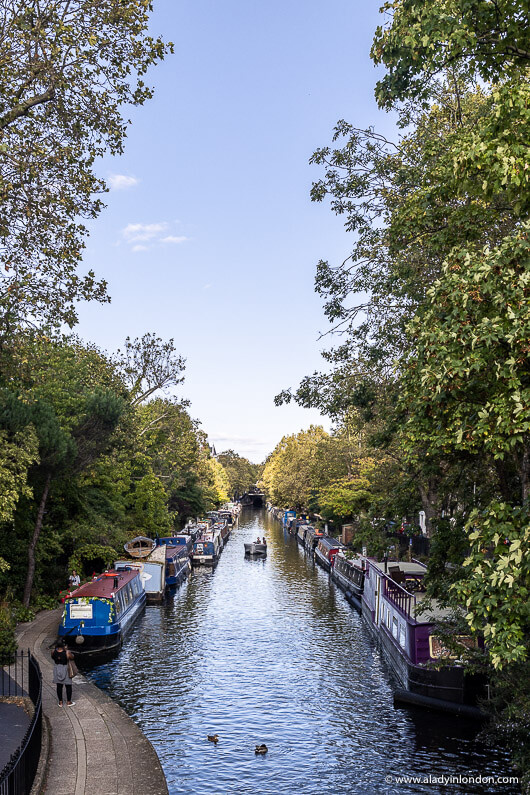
[314,536,346,570]
[58,568,146,654]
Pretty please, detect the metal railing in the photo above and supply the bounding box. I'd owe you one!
[383,577,417,620]
[0,650,42,795]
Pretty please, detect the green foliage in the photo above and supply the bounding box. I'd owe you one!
[452,502,530,669]
[0,604,16,662]
[0,1,172,333]
[484,661,530,794]
[216,450,261,496]
[12,604,35,624]
[69,544,120,578]
[371,0,530,109]
[133,472,172,535]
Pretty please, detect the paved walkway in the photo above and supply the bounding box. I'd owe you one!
[16,610,168,795]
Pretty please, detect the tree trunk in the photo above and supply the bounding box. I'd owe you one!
[23,471,52,608]
[418,480,438,538]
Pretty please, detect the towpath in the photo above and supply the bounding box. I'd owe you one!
[16,609,168,795]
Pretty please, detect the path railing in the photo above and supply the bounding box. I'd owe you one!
[0,650,42,795]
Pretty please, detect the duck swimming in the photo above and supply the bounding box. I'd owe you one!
[255,744,268,754]
[207,735,219,743]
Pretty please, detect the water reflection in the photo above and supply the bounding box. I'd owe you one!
[87,510,519,794]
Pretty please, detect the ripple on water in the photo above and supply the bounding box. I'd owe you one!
[87,510,519,795]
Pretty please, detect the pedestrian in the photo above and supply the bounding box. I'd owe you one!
[51,642,76,707]
[68,569,80,589]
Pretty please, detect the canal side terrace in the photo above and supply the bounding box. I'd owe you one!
[15,608,168,795]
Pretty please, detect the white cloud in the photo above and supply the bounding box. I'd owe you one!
[131,244,149,253]
[161,235,189,244]
[122,222,168,243]
[108,174,139,191]
[203,283,212,290]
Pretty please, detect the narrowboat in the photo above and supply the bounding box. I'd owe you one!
[164,544,191,588]
[283,510,296,531]
[157,534,194,554]
[296,523,310,546]
[304,525,324,552]
[314,536,346,571]
[192,529,222,565]
[214,520,230,546]
[115,544,167,603]
[331,553,366,609]
[58,568,146,656]
[361,559,485,707]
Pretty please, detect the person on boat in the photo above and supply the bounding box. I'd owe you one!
[262,537,267,545]
[51,642,75,707]
[256,537,261,544]
[68,570,80,589]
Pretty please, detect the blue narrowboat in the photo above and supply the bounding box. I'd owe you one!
[157,535,194,553]
[283,510,296,533]
[164,544,191,587]
[192,529,222,565]
[58,569,146,657]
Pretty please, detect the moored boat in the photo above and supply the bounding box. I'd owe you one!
[123,536,155,558]
[58,568,146,657]
[331,553,366,609]
[304,525,324,552]
[192,529,222,565]
[314,536,346,571]
[164,544,191,588]
[115,543,167,603]
[361,558,485,707]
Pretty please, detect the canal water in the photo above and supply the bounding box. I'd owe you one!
[87,510,518,794]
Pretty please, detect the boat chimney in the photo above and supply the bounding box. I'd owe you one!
[113,576,118,589]
[383,553,388,574]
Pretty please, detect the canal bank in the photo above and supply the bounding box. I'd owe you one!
[15,608,168,795]
[86,509,519,795]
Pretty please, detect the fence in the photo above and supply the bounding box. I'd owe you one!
[0,650,42,795]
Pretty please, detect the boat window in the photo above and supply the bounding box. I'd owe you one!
[387,609,391,627]
[392,617,399,640]
[399,625,406,648]
[115,596,121,614]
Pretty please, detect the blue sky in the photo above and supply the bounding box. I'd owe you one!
[76,1,397,463]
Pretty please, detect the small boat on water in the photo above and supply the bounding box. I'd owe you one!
[244,542,267,555]
[123,536,155,558]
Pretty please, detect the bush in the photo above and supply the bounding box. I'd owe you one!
[0,605,16,663]
[13,604,35,624]
[32,594,59,611]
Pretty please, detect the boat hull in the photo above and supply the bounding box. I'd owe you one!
[244,543,267,555]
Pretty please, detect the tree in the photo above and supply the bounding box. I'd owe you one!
[216,450,260,496]
[371,0,530,109]
[261,426,328,510]
[114,334,186,407]
[0,1,171,334]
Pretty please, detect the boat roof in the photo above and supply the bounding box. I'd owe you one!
[147,546,167,564]
[318,536,345,550]
[164,545,189,559]
[67,569,138,599]
[371,560,427,575]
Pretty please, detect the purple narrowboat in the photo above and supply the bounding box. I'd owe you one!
[361,559,485,707]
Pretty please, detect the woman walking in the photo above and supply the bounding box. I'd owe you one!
[51,641,75,707]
